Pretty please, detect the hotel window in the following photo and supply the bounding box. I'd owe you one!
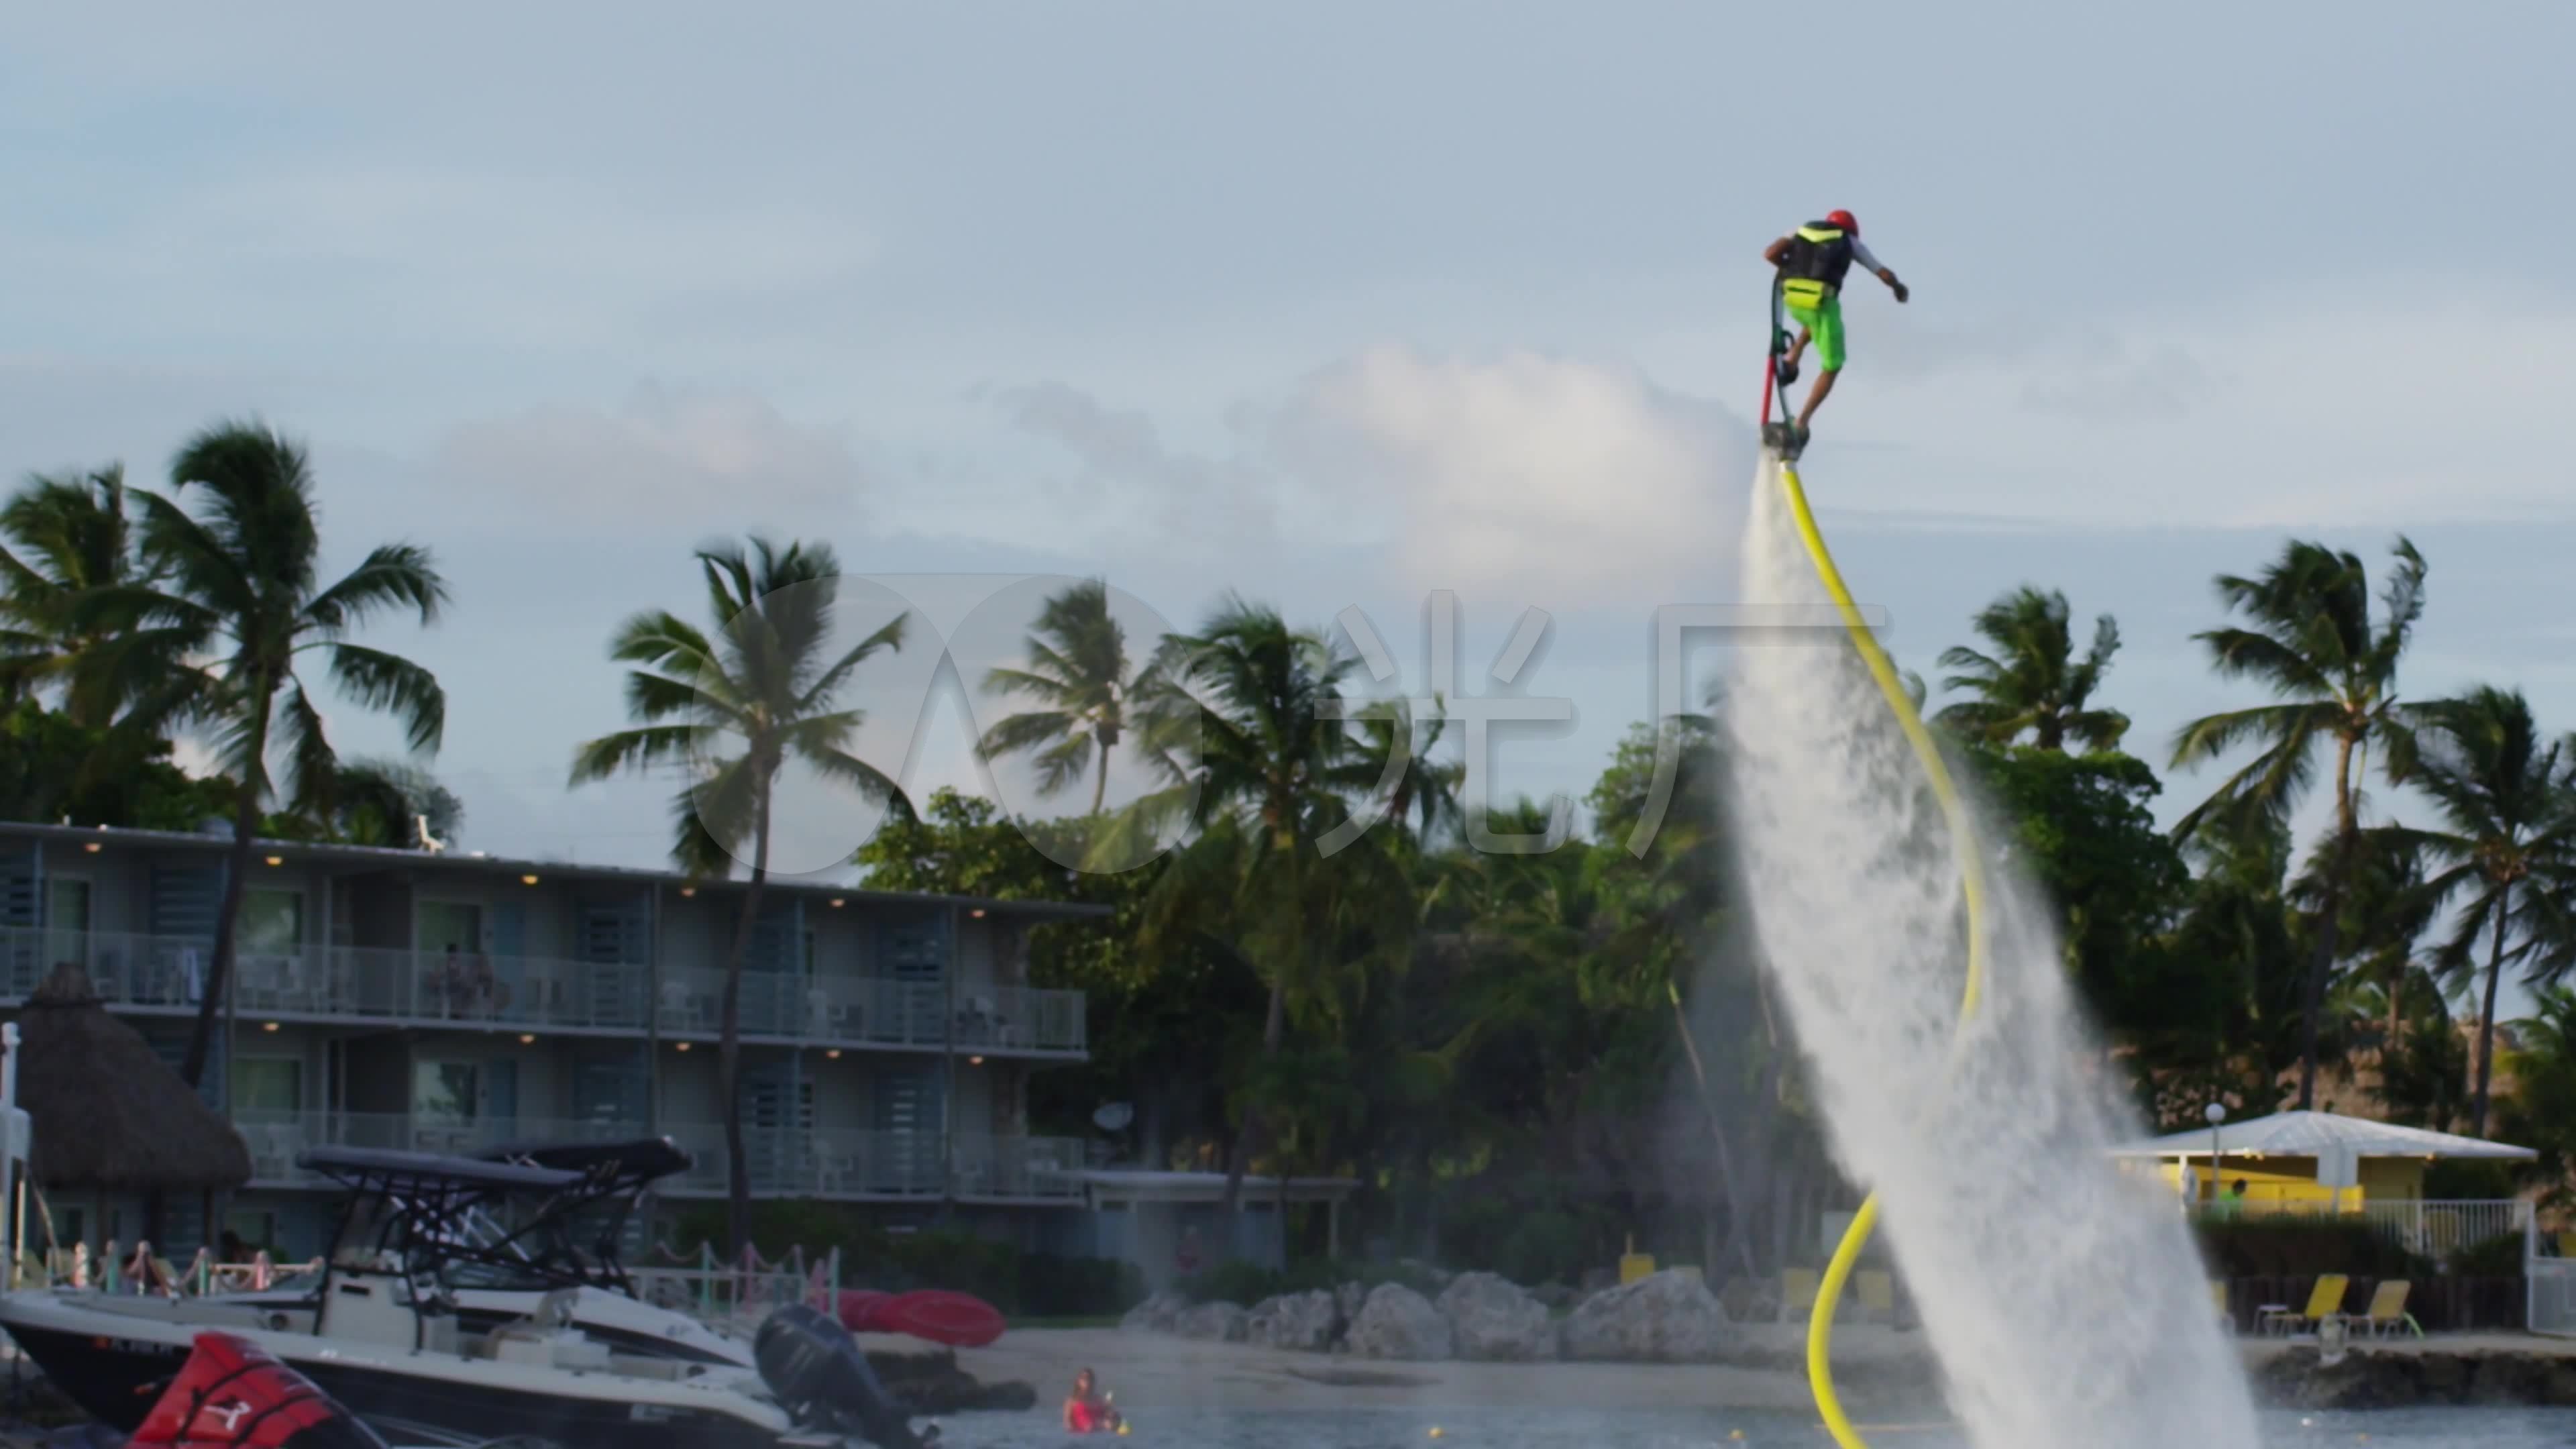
[231,1058,305,1115]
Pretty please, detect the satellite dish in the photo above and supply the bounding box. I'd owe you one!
[1093,1103,1134,1132]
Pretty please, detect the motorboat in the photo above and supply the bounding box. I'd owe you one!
[0,1146,934,1449]
[437,1140,1002,1360]
[217,1137,758,1368]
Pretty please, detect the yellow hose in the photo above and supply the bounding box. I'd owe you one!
[1772,460,1990,1449]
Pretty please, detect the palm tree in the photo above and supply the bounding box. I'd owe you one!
[570,537,907,1252]
[1118,597,1397,1209]
[2168,816,2308,1110]
[2401,687,2576,1136]
[1935,586,2129,751]
[977,578,1137,816]
[2171,537,2426,1110]
[2496,985,2576,1210]
[0,464,164,723]
[86,421,448,1092]
[1351,696,1464,849]
[2289,826,2441,1073]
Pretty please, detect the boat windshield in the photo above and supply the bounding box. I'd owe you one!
[425,1194,631,1289]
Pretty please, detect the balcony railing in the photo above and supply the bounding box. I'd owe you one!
[234,1110,1088,1201]
[0,926,1085,1053]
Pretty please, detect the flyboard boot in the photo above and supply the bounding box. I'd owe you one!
[1762,319,1809,459]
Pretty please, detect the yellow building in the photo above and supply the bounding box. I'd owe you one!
[2108,1110,2534,1214]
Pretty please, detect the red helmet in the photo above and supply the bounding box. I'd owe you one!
[1827,209,1858,234]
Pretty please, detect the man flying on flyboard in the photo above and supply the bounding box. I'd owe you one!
[1762,209,1908,459]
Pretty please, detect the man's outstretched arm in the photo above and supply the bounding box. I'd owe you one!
[1762,236,1790,266]
[1850,236,1909,302]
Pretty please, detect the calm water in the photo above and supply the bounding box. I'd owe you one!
[943,1404,2576,1447]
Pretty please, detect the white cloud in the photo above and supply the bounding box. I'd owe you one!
[985,347,1756,609]
[429,384,871,537]
[1823,281,2576,529]
[979,380,1281,548]
[1276,345,1754,603]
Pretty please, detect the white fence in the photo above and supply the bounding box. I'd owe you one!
[2196,1197,2532,1256]
[2355,1198,2532,1257]
[2531,1258,2576,1337]
[629,1241,841,1336]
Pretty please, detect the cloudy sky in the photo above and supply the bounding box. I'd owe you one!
[7,1,2573,896]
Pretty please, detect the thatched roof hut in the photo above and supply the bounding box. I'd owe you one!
[7,963,252,1192]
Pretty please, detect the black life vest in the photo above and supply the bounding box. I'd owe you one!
[1779,221,1854,292]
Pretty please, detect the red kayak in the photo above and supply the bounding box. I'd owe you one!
[131,1332,384,1449]
[835,1287,1006,1348]
[834,1289,893,1333]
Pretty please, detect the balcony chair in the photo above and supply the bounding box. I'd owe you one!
[806,987,863,1040]
[659,979,708,1031]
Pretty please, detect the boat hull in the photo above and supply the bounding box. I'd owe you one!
[0,1297,786,1449]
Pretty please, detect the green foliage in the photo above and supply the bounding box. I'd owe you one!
[1177,1258,1296,1307]
[2449,1230,2528,1278]
[855,786,1263,1144]
[0,700,234,830]
[2423,1159,2518,1199]
[1963,743,2189,1024]
[1175,1256,1444,1306]
[1448,1198,1598,1287]
[2194,1218,2426,1279]
[13,443,2567,1289]
[2171,537,2428,1111]
[1935,585,2130,751]
[2496,986,2576,1212]
[2402,686,2576,1136]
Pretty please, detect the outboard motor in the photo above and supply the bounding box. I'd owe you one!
[754,1303,935,1448]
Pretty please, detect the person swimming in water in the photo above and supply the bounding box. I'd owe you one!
[1063,1368,1122,1434]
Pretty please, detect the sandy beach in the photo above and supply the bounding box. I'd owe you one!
[872,1325,2576,1415]
[863,1324,1939,1413]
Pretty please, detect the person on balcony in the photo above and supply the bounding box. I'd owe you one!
[468,952,508,1016]
[432,943,468,1014]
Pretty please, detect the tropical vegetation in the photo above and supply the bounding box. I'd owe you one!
[9,425,2576,1283]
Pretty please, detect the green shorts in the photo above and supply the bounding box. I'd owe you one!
[1783,282,1845,372]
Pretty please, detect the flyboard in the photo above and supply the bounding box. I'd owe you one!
[1757,275,1992,1449]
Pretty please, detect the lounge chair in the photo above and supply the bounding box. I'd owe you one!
[2326,1279,2420,1339]
[1858,1270,1895,1324]
[1780,1267,1821,1323]
[2257,1273,2347,1337]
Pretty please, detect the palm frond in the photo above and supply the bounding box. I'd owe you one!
[569,724,715,784]
[324,643,445,753]
[276,682,341,820]
[800,745,906,808]
[303,543,447,634]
